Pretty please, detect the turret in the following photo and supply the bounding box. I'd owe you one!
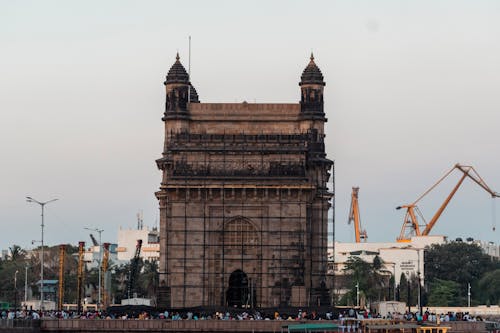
[163,53,199,121]
[299,53,325,119]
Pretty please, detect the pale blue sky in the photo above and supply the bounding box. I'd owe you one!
[1,0,499,249]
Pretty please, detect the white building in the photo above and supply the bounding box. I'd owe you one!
[83,227,160,268]
[331,235,446,293]
[116,227,159,262]
[472,240,499,259]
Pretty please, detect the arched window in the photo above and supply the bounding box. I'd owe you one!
[223,218,258,247]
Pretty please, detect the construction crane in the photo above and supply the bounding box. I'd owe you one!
[126,239,143,299]
[348,187,368,242]
[89,234,98,246]
[397,163,499,242]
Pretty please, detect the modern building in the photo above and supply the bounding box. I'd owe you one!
[83,226,160,268]
[155,53,333,308]
[331,235,446,299]
[471,240,499,259]
[116,227,159,262]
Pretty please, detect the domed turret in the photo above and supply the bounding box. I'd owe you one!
[300,53,325,86]
[163,53,199,120]
[165,53,190,84]
[190,85,200,103]
[299,53,325,118]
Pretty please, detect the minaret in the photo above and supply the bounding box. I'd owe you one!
[299,53,325,120]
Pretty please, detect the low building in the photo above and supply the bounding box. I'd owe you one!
[83,227,159,269]
[472,240,499,259]
[331,235,446,300]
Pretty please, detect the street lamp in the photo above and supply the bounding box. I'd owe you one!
[84,227,104,308]
[26,196,58,311]
[14,270,19,315]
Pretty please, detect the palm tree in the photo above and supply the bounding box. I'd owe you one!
[140,260,158,299]
[9,245,26,261]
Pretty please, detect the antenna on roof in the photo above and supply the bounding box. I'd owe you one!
[136,210,143,230]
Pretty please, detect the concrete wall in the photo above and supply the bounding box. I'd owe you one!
[39,319,488,333]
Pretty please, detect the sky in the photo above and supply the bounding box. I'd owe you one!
[1,0,500,250]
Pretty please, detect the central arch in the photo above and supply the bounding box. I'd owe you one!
[226,269,249,307]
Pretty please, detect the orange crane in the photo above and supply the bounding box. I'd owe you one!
[348,187,368,242]
[397,163,499,242]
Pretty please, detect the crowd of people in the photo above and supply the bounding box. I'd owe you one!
[339,308,487,323]
[0,307,491,322]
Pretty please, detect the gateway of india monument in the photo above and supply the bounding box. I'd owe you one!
[155,53,333,309]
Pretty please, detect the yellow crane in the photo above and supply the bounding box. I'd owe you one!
[101,243,110,308]
[348,187,368,243]
[58,245,65,311]
[397,163,499,242]
[77,241,85,313]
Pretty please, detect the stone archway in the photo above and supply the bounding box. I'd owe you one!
[226,269,249,307]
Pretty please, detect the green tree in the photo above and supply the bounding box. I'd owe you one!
[9,245,26,261]
[138,260,158,299]
[340,255,389,305]
[425,242,496,286]
[427,279,460,306]
[477,269,500,306]
[425,241,498,303]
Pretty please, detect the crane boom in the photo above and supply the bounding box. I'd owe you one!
[127,239,143,299]
[397,163,499,241]
[348,187,367,242]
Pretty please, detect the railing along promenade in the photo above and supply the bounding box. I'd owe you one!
[0,319,490,333]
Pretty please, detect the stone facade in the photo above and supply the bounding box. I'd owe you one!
[155,54,333,308]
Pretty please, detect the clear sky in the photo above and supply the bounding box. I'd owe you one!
[1,0,499,250]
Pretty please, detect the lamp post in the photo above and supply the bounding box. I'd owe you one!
[26,196,58,311]
[406,271,411,313]
[14,270,19,315]
[84,227,103,308]
[417,250,422,315]
[356,282,360,307]
[392,262,396,301]
[25,264,29,305]
[467,283,471,308]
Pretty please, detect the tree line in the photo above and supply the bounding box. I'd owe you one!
[0,244,158,308]
[337,241,500,307]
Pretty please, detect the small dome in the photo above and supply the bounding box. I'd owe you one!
[165,53,189,84]
[190,85,200,103]
[299,53,325,86]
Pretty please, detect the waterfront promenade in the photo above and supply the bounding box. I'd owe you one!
[0,319,491,333]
